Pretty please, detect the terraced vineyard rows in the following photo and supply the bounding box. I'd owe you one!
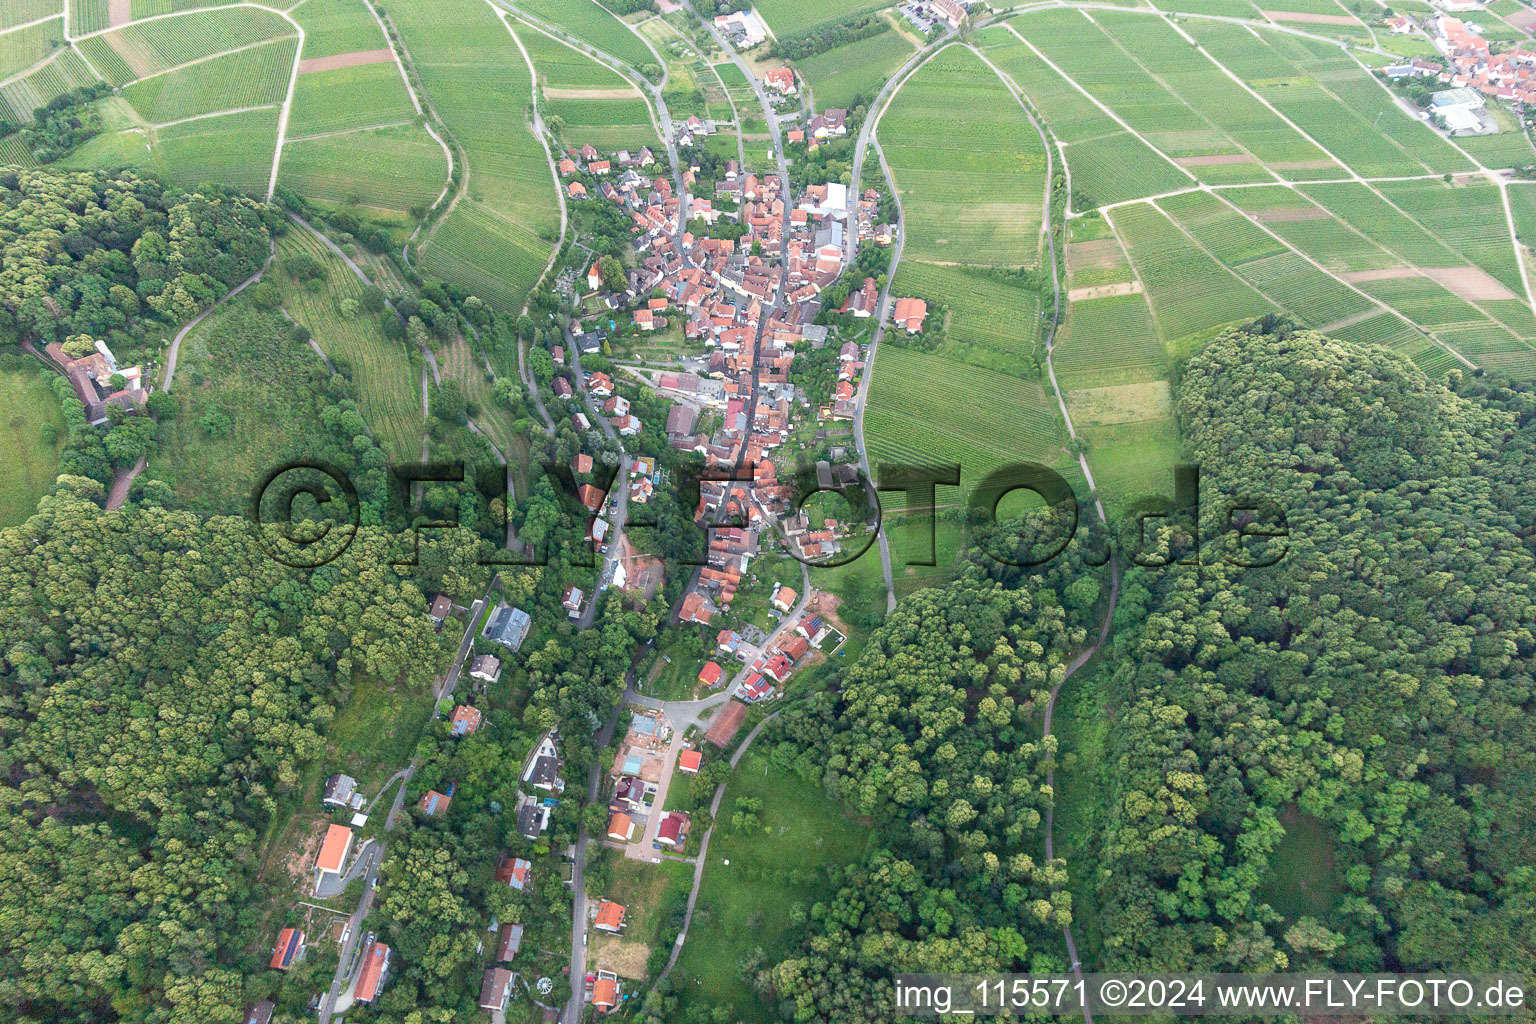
[281,123,448,211]
[389,0,557,312]
[879,45,1047,267]
[289,0,387,59]
[123,37,297,123]
[536,0,652,71]
[0,49,99,124]
[287,62,418,137]
[80,6,293,85]
[275,228,424,459]
[514,17,657,149]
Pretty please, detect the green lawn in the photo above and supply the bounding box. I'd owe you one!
[0,363,65,527]
[152,299,329,512]
[671,748,874,1021]
[1258,806,1345,924]
[324,673,435,794]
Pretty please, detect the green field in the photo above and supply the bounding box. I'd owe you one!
[671,748,874,1021]
[755,0,889,36]
[535,0,653,71]
[1109,201,1274,342]
[0,363,66,527]
[281,123,446,212]
[1187,20,1472,177]
[390,0,557,313]
[78,6,292,85]
[891,261,1041,374]
[122,37,296,124]
[289,0,386,59]
[879,45,1047,267]
[794,25,914,111]
[513,16,658,150]
[866,346,1063,500]
[65,106,280,195]
[980,24,1191,209]
[0,17,63,81]
[6,1,64,31]
[286,60,417,138]
[0,47,100,125]
[274,226,424,459]
[1257,806,1345,924]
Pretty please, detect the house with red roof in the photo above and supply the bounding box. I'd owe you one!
[354,939,391,1003]
[698,661,724,687]
[678,749,703,774]
[269,928,304,970]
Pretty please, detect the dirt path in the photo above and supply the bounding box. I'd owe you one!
[498,9,569,314]
[105,455,145,510]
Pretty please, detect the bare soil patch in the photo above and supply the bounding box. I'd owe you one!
[1065,239,1125,272]
[1260,10,1360,25]
[1422,265,1518,301]
[1174,153,1254,167]
[1508,8,1536,30]
[591,935,651,979]
[297,48,395,74]
[1270,159,1338,171]
[1254,206,1331,222]
[1068,281,1143,302]
[544,85,642,100]
[108,0,131,28]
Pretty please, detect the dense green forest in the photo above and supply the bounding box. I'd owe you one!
[1085,328,1536,974]
[0,169,277,357]
[0,496,441,1021]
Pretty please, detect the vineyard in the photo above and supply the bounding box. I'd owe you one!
[290,0,387,60]
[123,37,296,123]
[865,346,1062,501]
[536,0,652,73]
[6,1,63,32]
[418,200,552,313]
[794,26,915,112]
[1090,8,1341,178]
[275,228,424,460]
[891,262,1040,375]
[280,124,447,211]
[1055,293,1166,390]
[80,6,293,84]
[0,48,98,124]
[287,62,417,137]
[878,45,1047,267]
[1187,20,1470,178]
[755,0,890,37]
[1109,201,1274,342]
[153,107,279,193]
[389,0,557,312]
[0,18,63,80]
[514,17,658,149]
[69,0,109,35]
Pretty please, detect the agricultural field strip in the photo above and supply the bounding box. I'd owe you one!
[1131,7,1536,317]
[1000,21,1197,194]
[1179,188,1485,367]
[116,34,295,87]
[1100,214,1165,342]
[353,0,453,210]
[496,6,567,309]
[0,44,69,90]
[511,13,661,144]
[1032,8,1288,180]
[0,14,63,40]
